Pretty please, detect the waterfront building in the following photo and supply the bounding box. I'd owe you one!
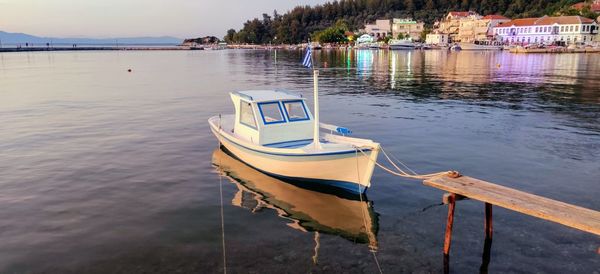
[391,18,425,40]
[356,34,375,44]
[364,19,391,39]
[457,14,510,42]
[436,11,481,42]
[493,16,598,45]
[425,33,449,45]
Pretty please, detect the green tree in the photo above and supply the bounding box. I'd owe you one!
[224,29,236,43]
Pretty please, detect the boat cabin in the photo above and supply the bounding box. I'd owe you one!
[230,90,314,146]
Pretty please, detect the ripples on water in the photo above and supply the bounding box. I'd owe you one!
[0,50,598,273]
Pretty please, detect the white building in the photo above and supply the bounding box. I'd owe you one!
[364,19,391,39]
[356,34,374,44]
[493,16,598,45]
[391,18,425,40]
[425,33,449,45]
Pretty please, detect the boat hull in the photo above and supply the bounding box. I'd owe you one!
[209,123,378,194]
[389,45,415,50]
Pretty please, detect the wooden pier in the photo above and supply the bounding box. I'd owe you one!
[423,174,600,273]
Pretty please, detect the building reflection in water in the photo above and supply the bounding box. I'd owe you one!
[211,147,379,260]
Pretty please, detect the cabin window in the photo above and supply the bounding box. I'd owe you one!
[282,100,310,122]
[240,100,257,129]
[257,102,285,124]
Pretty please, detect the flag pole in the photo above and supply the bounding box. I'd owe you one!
[310,39,321,149]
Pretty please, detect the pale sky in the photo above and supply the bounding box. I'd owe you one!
[0,0,328,38]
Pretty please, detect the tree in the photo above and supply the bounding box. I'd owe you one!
[224,29,236,43]
[420,27,431,41]
[223,0,580,44]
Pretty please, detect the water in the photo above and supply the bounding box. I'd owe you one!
[1,49,599,273]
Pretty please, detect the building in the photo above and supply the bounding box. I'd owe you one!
[457,14,511,42]
[571,0,600,13]
[436,11,481,42]
[364,19,391,39]
[425,33,449,45]
[356,34,374,44]
[391,18,425,40]
[493,16,598,45]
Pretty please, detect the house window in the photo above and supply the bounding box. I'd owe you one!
[240,101,257,129]
[561,26,564,32]
[575,26,579,32]
[282,100,310,122]
[258,102,286,125]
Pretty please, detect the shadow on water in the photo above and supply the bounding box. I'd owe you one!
[211,147,379,251]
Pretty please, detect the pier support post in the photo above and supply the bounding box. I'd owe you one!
[443,193,456,273]
[485,203,493,239]
[480,203,493,273]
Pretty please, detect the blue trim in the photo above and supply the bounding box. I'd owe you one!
[217,128,371,156]
[282,100,311,122]
[257,102,287,125]
[261,169,367,195]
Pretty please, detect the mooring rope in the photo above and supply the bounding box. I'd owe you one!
[217,116,228,274]
[218,165,227,274]
[354,145,455,180]
[355,149,384,274]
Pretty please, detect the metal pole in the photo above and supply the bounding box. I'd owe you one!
[313,69,321,149]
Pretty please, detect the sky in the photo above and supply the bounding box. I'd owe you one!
[0,0,329,38]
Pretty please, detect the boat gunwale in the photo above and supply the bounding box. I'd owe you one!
[208,115,375,157]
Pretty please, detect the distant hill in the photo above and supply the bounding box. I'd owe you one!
[0,31,182,45]
[182,36,220,45]
[224,0,589,44]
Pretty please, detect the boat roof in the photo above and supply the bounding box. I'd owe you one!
[232,90,303,102]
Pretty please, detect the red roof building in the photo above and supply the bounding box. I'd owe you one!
[571,0,600,13]
[494,16,598,45]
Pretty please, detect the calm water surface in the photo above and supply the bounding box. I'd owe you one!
[1,49,599,273]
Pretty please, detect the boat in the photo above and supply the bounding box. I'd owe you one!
[450,44,462,51]
[208,87,380,194]
[368,43,380,49]
[458,40,503,50]
[212,147,378,248]
[388,38,416,50]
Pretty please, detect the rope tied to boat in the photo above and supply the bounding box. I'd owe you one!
[354,146,461,180]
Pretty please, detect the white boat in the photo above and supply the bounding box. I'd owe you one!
[208,87,380,194]
[450,44,462,51]
[459,41,503,51]
[368,43,380,49]
[389,38,416,50]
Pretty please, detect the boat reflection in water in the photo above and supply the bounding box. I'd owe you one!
[212,147,379,252]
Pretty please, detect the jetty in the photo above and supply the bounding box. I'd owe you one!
[422,173,600,272]
[0,46,197,53]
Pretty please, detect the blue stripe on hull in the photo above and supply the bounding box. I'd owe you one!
[219,146,369,196]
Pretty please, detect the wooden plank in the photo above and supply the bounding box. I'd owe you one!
[424,175,600,236]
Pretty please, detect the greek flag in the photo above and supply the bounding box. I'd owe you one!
[302,46,312,68]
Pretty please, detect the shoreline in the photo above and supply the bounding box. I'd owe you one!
[0,46,199,53]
